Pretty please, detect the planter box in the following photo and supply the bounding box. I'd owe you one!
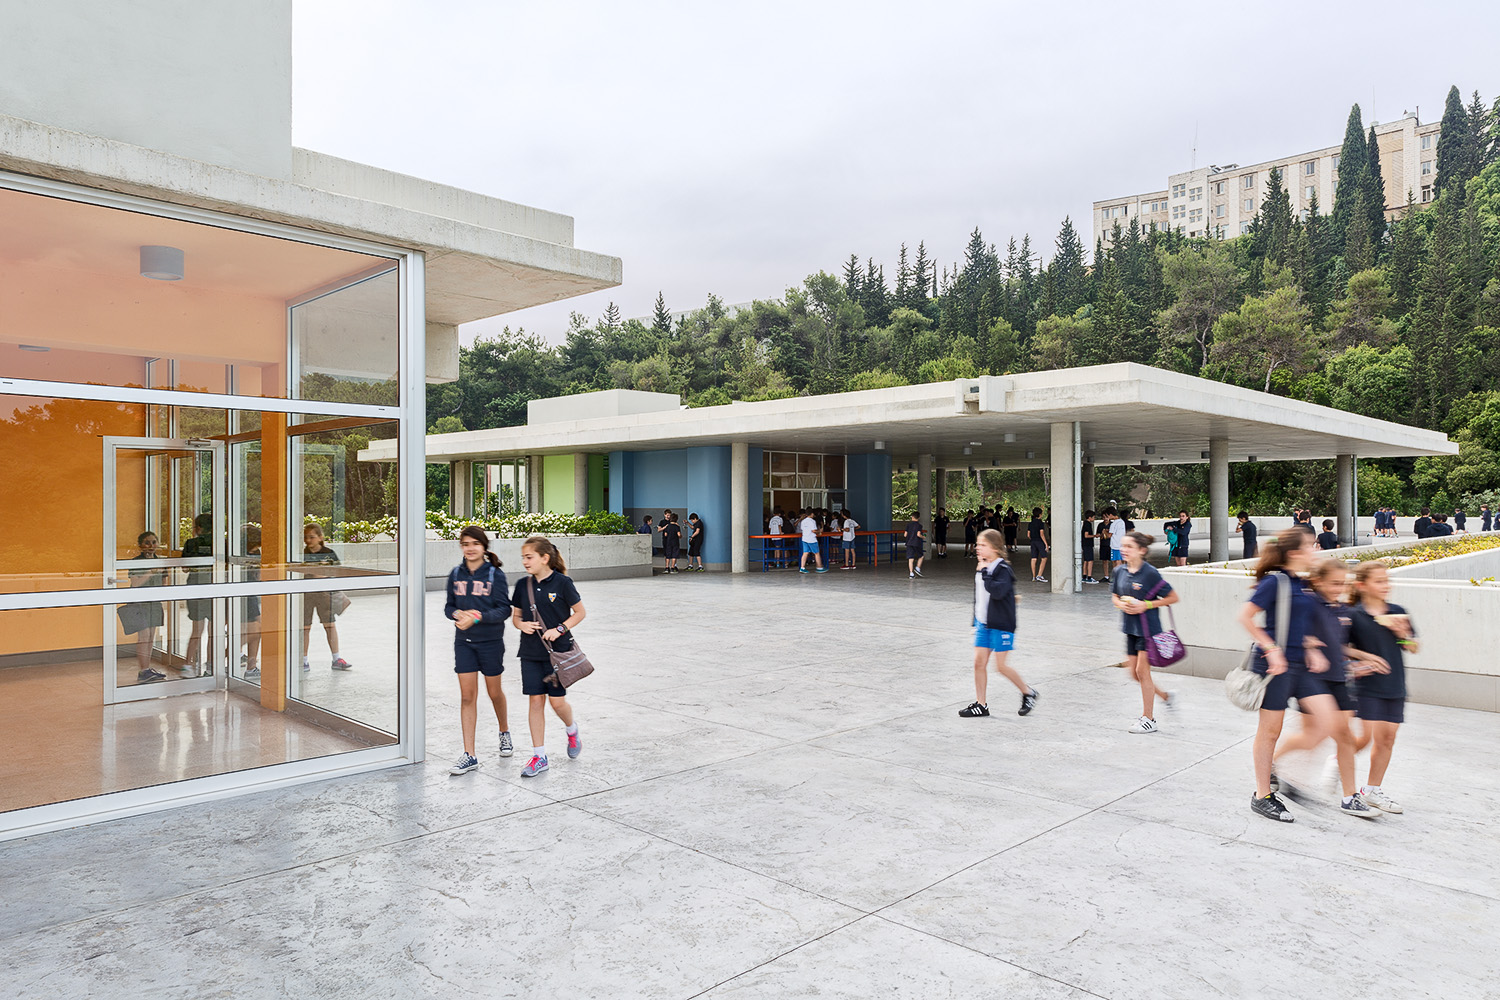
[422,534,651,587]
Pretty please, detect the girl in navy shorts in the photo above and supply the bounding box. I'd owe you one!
[445,526,512,775]
[1110,531,1178,733]
[1236,528,1340,824]
[1347,562,1415,814]
[510,536,586,777]
[959,529,1038,718]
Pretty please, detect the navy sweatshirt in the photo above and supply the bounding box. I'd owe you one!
[974,558,1018,632]
[445,561,511,643]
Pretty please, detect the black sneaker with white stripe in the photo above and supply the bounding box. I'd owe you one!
[1019,688,1039,716]
[958,702,990,718]
[1251,792,1295,823]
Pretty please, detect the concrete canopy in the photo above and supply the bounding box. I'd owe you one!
[366,364,1456,466]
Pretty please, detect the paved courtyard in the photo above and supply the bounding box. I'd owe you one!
[3,554,1497,999]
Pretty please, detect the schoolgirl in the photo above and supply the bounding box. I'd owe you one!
[121,530,168,683]
[959,528,1039,718]
[1347,562,1415,814]
[840,508,859,569]
[510,536,586,777]
[446,526,513,775]
[301,524,352,672]
[963,512,978,558]
[1270,559,1380,817]
[1235,528,1340,823]
[1110,531,1178,733]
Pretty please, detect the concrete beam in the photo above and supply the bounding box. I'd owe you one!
[426,322,459,384]
[731,442,749,574]
[1209,438,1229,562]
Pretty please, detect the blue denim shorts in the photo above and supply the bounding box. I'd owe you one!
[974,620,1015,652]
[800,540,819,554]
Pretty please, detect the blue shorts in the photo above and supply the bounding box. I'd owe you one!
[1356,694,1405,724]
[1260,668,1331,711]
[800,540,819,555]
[1111,548,1122,561]
[973,620,1015,652]
[454,638,504,676]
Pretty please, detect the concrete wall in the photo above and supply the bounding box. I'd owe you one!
[847,453,894,531]
[1388,546,1500,582]
[0,0,292,178]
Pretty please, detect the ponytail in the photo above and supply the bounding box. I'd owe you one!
[1253,527,1306,580]
[459,524,502,568]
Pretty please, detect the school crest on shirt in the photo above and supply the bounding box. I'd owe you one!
[546,592,556,602]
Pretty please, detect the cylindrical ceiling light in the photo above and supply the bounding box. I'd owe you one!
[1087,440,1098,450]
[1003,432,1017,444]
[873,440,886,451]
[1201,450,1211,459]
[1024,449,1035,460]
[1144,446,1156,455]
[1140,459,1150,468]
[991,458,1001,467]
[140,245,184,281]
[962,446,973,456]
[1248,455,1258,462]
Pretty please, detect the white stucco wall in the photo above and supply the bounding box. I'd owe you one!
[0,0,292,178]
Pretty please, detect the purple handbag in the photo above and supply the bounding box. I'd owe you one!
[1139,580,1187,669]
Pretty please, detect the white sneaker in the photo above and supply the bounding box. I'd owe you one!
[301,657,310,673]
[1362,787,1403,813]
[178,663,200,679]
[1161,690,1178,712]
[1321,754,1342,794]
[1128,716,1158,734]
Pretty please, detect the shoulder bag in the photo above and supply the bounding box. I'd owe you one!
[528,576,594,689]
[1138,578,1187,669]
[1224,571,1289,711]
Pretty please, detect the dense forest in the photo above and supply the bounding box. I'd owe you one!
[427,86,1500,519]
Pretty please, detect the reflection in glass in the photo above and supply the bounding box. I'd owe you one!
[291,267,399,406]
[292,419,399,576]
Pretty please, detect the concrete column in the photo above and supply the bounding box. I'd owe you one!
[1336,454,1355,545]
[527,455,542,513]
[573,453,589,515]
[1209,437,1229,562]
[1081,462,1096,515]
[449,460,472,518]
[731,442,749,574]
[916,454,933,527]
[1048,422,1079,594]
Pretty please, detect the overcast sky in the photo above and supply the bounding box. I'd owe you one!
[292,1,1497,345]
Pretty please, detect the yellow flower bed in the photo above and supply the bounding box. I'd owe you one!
[1355,534,1500,567]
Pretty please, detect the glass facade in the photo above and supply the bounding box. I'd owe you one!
[0,180,419,834]
[763,450,847,517]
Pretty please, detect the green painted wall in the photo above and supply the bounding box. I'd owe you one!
[542,454,574,513]
[588,454,606,512]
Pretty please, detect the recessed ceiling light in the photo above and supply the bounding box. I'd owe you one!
[1144,446,1156,455]
[969,441,983,446]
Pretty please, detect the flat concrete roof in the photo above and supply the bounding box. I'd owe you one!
[366,364,1456,467]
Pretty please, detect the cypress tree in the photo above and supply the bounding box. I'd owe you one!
[1050,217,1088,317]
[1468,90,1492,171]
[1435,85,1472,197]
[911,242,932,312]
[1254,167,1294,266]
[1303,191,1335,321]
[1386,193,1424,315]
[1332,105,1368,247]
[1343,189,1375,275]
[1363,124,1387,250]
[651,291,673,337]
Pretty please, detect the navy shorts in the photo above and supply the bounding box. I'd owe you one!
[1082,543,1095,561]
[1356,694,1405,724]
[454,638,504,676]
[1260,668,1332,711]
[1300,679,1354,713]
[1125,633,1148,656]
[522,657,567,697]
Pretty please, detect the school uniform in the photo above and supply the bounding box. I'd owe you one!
[445,561,510,676]
[973,557,1017,652]
[1238,520,1258,559]
[1455,511,1467,531]
[1481,509,1494,531]
[1246,571,1330,710]
[963,517,977,547]
[661,521,682,559]
[1171,519,1192,559]
[1317,530,1340,550]
[688,520,704,557]
[1429,521,1454,536]
[1304,600,1355,713]
[512,571,583,697]
[841,517,858,548]
[1081,520,1096,564]
[904,520,924,556]
[183,533,214,622]
[1413,516,1432,538]
[1110,562,1173,657]
[933,515,950,547]
[302,547,341,624]
[1002,512,1019,547]
[1349,603,1412,724]
[800,516,820,555]
[1027,517,1048,558]
[118,553,167,635]
[1107,518,1126,560]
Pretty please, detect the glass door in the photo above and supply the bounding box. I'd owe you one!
[102,437,225,704]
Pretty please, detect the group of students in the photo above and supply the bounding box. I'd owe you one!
[120,520,351,683]
[954,518,1414,825]
[765,506,860,572]
[444,527,585,778]
[638,510,706,573]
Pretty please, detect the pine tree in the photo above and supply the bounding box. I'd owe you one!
[862,258,890,327]
[894,243,912,309]
[1254,167,1294,266]
[842,254,862,297]
[651,291,672,337]
[602,301,622,331]
[1436,85,1473,197]
[1386,193,1424,315]
[1332,104,1368,247]
[1049,217,1088,317]
[1468,91,1492,171]
[1343,190,1375,275]
[1363,124,1387,251]
[910,242,932,312]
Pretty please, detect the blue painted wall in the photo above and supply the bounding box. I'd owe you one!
[847,453,893,531]
[612,446,734,565]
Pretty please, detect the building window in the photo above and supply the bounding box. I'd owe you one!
[1303,160,1316,175]
[1215,204,1226,218]
[1171,204,1185,220]
[1240,222,1252,234]
[1243,198,1254,212]
[1188,207,1203,223]
[1189,186,1203,201]
[1171,183,1186,198]
[1332,155,1340,172]
[1422,134,1433,150]
[1213,181,1226,195]
[1421,160,1433,176]
[1243,173,1256,189]
[1422,184,1432,202]
[1189,230,1201,238]
[1304,185,1316,200]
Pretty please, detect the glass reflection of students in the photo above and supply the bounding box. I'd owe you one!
[120,531,168,683]
[241,525,263,682]
[182,512,214,678]
[301,524,353,672]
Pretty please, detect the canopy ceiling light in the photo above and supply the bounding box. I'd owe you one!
[140,245,184,281]
[1024,449,1035,460]
[962,446,973,456]
[991,458,1002,467]
[1144,446,1156,455]
[1087,440,1098,450]
[1139,459,1150,468]
[873,440,886,451]
[1003,432,1017,444]
[1248,455,1258,462]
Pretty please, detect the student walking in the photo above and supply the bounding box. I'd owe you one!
[1270,559,1381,817]
[240,525,263,681]
[1110,531,1178,733]
[1236,528,1333,823]
[1027,507,1049,583]
[446,526,513,775]
[1454,507,1467,532]
[905,512,925,578]
[959,528,1039,718]
[1316,519,1340,550]
[934,507,950,558]
[301,524,352,672]
[1170,511,1192,566]
[510,536,586,777]
[800,509,829,573]
[840,509,859,569]
[1235,511,1258,559]
[660,513,682,574]
[1347,562,1415,814]
[1081,510,1098,583]
[687,513,705,571]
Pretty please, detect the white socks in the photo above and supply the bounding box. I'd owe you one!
[533,746,546,758]
[565,724,578,736]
